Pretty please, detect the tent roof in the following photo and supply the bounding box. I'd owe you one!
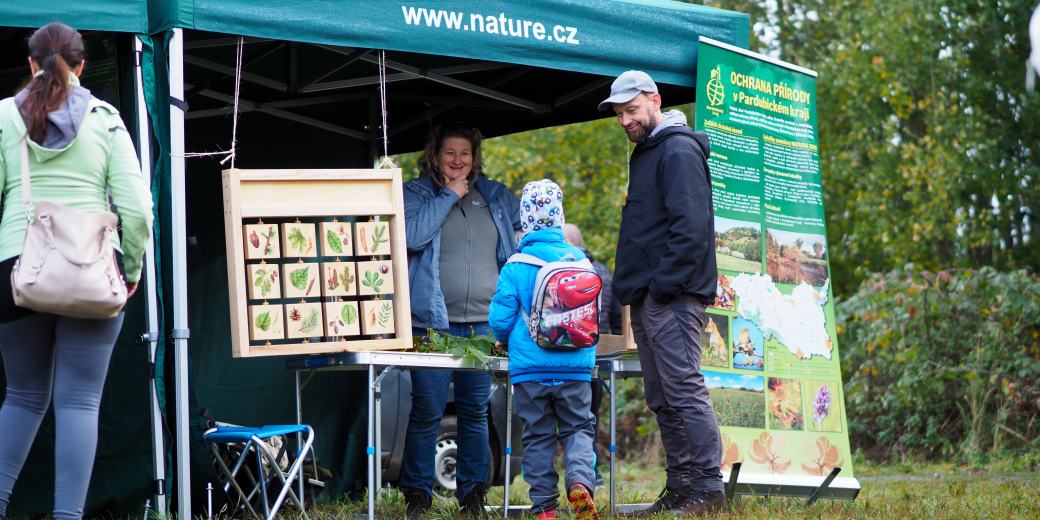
[172,1,749,158]
[156,0,748,89]
[0,1,149,33]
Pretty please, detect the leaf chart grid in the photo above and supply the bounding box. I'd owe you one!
[222,168,412,357]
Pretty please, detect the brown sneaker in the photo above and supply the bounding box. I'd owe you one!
[567,483,599,520]
[634,486,688,517]
[669,489,729,517]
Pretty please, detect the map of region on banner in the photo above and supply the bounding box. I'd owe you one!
[695,37,859,495]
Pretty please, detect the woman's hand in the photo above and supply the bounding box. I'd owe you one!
[445,175,470,199]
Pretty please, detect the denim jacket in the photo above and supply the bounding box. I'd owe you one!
[403,173,521,330]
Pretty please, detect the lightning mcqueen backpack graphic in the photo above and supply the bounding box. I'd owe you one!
[506,253,603,350]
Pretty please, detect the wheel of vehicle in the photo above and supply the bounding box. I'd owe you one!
[433,415,459,498]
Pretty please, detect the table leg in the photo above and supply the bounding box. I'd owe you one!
[503,376,513,518]
[375,368,384,501]
[295,371,304,510]
[367,364,375,519]
[610,369,616,514]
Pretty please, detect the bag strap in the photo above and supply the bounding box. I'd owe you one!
[19,136,33,223]
[506,252,546,267]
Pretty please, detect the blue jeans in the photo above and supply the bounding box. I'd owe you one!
[400,323,492,501]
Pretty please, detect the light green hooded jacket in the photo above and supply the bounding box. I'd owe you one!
[0,74,153,282]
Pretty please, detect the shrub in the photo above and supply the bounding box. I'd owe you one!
[837,265,1040,461]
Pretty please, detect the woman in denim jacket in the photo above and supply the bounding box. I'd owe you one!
[400,122,520,516]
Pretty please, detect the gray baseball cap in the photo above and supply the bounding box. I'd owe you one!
[598,70,658,111]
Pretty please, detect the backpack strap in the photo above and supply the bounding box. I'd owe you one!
[506,252,547,266]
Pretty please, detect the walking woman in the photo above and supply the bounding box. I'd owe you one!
[401,122,520,516]
[0,22,153,519]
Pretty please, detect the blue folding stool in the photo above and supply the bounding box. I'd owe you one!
[204,424,315,520]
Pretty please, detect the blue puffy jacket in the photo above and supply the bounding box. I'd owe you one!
[489,228,596,383]
[404,173,521,330]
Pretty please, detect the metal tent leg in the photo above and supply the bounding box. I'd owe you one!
[133,35,167,516]
[168,27,192,520]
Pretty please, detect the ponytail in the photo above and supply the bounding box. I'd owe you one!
[20,23,85,145]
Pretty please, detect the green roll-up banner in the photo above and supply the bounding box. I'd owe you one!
[694,37,859,494]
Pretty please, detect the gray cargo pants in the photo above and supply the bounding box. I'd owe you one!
[514,380,596,513]
[631,293,724,492]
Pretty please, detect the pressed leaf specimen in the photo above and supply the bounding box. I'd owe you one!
[327,230,343,254]
[244,224,279,259]
[255,311,272,331]
[290,267,310,290]
[377,302,392,327]
[356,261,393,295]
[249,304,284,341]
[299,308,320,334]
[341,304,358,325]
[371,225,389,252]
[362,270,384,293]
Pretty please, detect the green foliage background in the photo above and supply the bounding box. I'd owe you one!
[396,0,1040,461]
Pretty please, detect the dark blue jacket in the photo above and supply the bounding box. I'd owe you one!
[403,173,521,329]
[614,127,717,305]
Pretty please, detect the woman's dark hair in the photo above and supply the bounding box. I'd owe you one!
[417,122,483,187]
[21,22,85,144]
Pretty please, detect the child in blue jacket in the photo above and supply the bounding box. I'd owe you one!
[489,179,599,520]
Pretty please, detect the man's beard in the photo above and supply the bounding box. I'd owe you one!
[625,111,659,143]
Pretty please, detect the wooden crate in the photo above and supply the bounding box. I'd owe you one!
[223,168,412,357]
[597,305,638,355]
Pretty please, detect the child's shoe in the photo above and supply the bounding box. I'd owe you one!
[568,483,599,520]
[535,509,557,520]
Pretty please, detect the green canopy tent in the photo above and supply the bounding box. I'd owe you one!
[3,1,750,517]
[0,1,169,517]
[151,2,749,517]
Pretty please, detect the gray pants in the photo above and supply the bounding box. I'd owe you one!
[0,312,122,520]
[631,294,723,492]
[514,381,596,513]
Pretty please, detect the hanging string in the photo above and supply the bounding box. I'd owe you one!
[179,37,243,167]
[376,49,397,169]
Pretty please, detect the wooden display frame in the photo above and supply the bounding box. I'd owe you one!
[223,168,412,357]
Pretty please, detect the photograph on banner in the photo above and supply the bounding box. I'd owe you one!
[705,371,765,429]
[714,215,764,274]
[700,312,731,368]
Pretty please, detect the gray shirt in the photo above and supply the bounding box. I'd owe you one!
[438,188,500,322]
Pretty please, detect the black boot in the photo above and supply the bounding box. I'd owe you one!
[403,487,432,517]
[459,482,488,517]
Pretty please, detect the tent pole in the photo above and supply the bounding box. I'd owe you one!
[168,27,192,520]
[133,35,167,516]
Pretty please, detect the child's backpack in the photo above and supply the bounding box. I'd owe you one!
[506,253,603,351]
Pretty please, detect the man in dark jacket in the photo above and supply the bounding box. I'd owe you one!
[600,70,725,517]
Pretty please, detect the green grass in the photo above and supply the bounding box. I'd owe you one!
[292,461,1040,519]
[716,253,762,274]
